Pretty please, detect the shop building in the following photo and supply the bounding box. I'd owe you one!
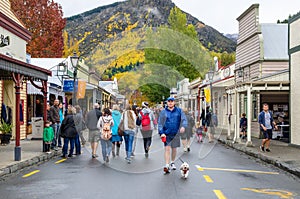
[227,4,290,145]
[199,60,235,133]
[0,0,51,160]
[289,12,300,146]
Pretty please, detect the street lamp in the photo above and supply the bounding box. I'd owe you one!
[70,52,79,105]
[207,68,214,112]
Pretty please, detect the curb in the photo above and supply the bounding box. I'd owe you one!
[218,138,300,178]
[0,151,61,179]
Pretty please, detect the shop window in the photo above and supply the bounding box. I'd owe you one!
[243,95,247,116]
[252,94,258,121]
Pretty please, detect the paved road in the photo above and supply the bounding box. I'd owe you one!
[0,133,300,199]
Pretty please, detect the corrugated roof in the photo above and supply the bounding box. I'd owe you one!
[261,23,289,60]
[31,58,67,70]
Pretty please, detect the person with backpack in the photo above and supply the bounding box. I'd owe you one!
[205,108,217,143]
[138,102,155,158]
[120,105,137,164]
[111,105,122,157]
[158,97,187,174]
[180,109,195,152]
[240,113,247,140]
[97,108,114,163]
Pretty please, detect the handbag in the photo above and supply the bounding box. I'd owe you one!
[118,119,124,136]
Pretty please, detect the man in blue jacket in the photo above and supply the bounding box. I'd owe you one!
[158,97,187,174]
[258,103,278,152]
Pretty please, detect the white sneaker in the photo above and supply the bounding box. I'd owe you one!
[170,162,176,170]
[183,147,187,152]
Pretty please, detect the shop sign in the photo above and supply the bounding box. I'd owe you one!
[0,34,10,47]
[63,80,74,92]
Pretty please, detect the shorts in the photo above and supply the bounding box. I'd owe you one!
[164,134,180,148]
[262,129,272,140]
[180,130,193,140]
[208,126,215,134]
[89,130,100,143]
[241,127,247,133]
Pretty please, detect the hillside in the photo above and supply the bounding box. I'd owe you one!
[65,0,236,59]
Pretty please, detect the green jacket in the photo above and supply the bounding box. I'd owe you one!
[43,127,54,142]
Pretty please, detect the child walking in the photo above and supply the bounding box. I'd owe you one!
[44,120,54,154]
[195,122,203,143]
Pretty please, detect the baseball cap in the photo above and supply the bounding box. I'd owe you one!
[167,97,175,101]
[142,101,149,107]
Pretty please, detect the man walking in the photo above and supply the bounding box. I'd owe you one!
[158,97,187,174]
[259,103,277,152]
[50,99,61,149]
[86,103,102,158]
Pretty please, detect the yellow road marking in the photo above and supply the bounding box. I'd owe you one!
[22,170,40,178]
[242,188,295,199]
[195,165,279,175]
[203,175,213,183]
[214,190,227,199]
[55,158,67,164]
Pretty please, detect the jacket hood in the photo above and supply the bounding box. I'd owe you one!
[112,110,121,117]
[142,107,151,114]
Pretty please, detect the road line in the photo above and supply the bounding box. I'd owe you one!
[203,175,213,183]
[195,165,279,175]
[55,158,67,164]
[22,170,40,178]
[214,190,227,199]
[241,188,295,198]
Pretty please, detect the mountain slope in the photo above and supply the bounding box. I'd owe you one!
[65,0,236,59]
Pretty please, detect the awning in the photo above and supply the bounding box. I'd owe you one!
[0,53,51,81]
[213,78,235,88]
[86,83,97,90]
[27,82,43,95]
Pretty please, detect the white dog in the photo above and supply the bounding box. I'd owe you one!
[179,160,190,179]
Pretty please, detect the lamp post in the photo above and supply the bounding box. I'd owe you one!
[70,52,79,106]
[207,68,214,112]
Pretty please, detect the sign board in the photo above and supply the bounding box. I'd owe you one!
[63,79,74,92]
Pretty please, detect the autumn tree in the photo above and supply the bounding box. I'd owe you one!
[10,0,66,57]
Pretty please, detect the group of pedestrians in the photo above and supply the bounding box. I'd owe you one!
[43,97,197,174]
[43,99,86,157]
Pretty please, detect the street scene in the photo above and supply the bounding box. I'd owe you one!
[1,0,300,199]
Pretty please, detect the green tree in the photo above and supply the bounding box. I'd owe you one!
[142,7,211,102]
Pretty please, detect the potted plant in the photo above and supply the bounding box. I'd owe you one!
[0,121,13,145]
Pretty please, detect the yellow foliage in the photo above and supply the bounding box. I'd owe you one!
[125,21,139,31]
[89,28,145,75]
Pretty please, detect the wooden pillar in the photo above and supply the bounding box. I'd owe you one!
[12,73,23,161]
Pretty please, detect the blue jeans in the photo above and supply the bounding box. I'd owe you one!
[100,139,112,161]
[62,137,75,156]
[74,133,81,154]
[124,130,135,158]
[51,123,62,147]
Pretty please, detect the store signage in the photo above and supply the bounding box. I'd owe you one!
[63,80,74,92]
[0,34,10,47]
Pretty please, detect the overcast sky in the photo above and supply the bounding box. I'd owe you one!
[54,0,300,34]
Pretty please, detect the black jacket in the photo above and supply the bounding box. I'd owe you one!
[60,114,77,138]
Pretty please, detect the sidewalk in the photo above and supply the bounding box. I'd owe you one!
[218,133,300,178]
[0,139,61,178]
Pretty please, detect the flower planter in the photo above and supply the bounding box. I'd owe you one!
[0,134,12,145]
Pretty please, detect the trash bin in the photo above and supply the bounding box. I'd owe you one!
[31,117,44,140]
